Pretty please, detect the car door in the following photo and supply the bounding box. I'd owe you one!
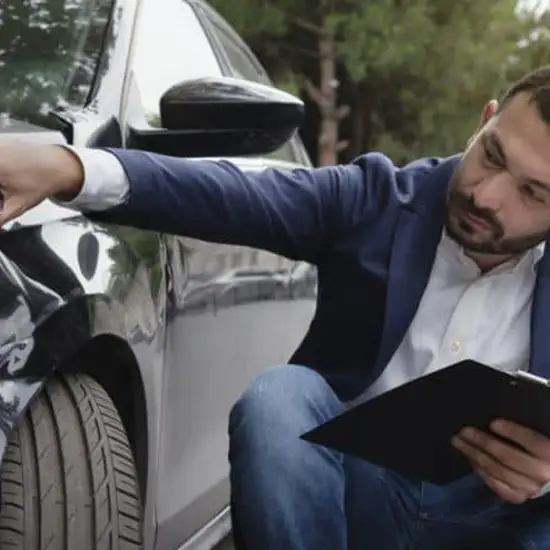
[120,1,309,548]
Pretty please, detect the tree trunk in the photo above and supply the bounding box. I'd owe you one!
[302,20,349,166]
[318,30,338,166]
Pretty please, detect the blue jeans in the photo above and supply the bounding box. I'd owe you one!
[228,365,550,550]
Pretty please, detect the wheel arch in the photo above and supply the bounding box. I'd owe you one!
[0,333,150,507]
[59,334,149,503]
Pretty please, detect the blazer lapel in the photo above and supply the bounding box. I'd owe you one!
[529,245,550,378]
[372,156,461,381]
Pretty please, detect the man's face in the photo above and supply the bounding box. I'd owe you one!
[446,92,550,256]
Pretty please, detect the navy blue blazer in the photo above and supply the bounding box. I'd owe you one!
[89,149,550,400]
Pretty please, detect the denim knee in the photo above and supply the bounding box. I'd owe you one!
[228,364,344,462]
[230,364,341,432]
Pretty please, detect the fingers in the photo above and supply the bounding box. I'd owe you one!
[452,427,548,502]
[492,420,550,463]
[0,195,30,227]
[462,425,550,482]
[475,468,529,504]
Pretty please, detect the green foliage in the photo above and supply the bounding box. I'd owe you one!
[208,0,288,39]
[274,71,302,97]
[210,0,550,164]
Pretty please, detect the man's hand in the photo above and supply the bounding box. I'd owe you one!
[0,141,84,226]
[452,419,550,503]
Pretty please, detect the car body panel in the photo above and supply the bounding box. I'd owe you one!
[0,211,168,549]
[0,1,318,549]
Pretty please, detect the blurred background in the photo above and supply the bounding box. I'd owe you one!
[209,0,550,166]
[0,1,549,549]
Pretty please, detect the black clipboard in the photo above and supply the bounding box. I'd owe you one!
[301,360,550,485]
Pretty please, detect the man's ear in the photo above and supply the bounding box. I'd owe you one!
[481,99,499,124]
[466,99,499,148]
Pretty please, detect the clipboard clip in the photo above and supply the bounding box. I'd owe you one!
[513,370,550,387]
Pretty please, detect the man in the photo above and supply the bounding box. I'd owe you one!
[2,66,550,549]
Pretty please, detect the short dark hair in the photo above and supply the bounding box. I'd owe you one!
[499,65,550,123]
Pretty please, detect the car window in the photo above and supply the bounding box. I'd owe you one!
[196,4,271,86]
[193,2,303,164]
[129,0,222,129]
[0,0,114,129]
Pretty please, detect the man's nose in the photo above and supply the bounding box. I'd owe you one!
[471,173,513,212]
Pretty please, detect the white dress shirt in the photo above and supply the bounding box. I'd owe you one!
[62,147,549,497]
[354,233,544,404]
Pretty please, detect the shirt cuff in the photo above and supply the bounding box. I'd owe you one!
[55,146,130,211]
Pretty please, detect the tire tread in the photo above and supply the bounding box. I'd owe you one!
[0,373,142,550]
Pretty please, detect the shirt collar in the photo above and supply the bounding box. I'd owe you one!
[440,230,545,276]
[534,242,546,265]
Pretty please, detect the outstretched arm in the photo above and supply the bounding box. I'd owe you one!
[69,148,393,263]
[0,142,395,264]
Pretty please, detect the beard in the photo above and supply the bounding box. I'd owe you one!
[444,182,548,256]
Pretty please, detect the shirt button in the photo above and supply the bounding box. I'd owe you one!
[450,341,461,353]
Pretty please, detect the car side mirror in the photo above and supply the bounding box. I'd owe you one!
[127,76,304,158]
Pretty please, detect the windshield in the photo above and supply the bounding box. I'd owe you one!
[0,0,113,128]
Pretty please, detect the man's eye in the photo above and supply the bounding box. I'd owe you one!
[484,148,503,168]
[521,184,545,204]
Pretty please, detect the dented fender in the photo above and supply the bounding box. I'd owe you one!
[0,213,168,466]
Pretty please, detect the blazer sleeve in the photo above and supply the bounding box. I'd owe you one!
[87,148,395,263]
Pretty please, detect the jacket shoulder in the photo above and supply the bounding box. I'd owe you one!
[348,152,458,211]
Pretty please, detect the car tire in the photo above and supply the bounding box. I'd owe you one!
[0,372,143,549]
